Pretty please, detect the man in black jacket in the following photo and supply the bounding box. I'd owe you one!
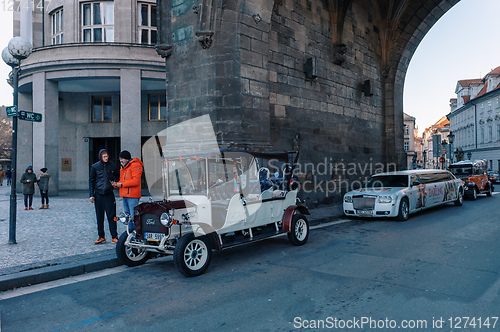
[89,149,119,244]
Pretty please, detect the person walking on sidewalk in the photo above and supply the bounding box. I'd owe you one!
[20,166,37,210]
[0,167,5,186]
[5,167,12,186]
[38,168,50,209]
[89,149,119,245]
[111,150,143,216]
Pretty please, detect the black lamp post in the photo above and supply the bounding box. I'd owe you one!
[2,37,33,244]
[423,150,427,169]
[448,132,455,164]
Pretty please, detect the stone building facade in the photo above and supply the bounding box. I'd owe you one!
[156,0,460,205]
[14,0,166,194]
[447,67,500,171]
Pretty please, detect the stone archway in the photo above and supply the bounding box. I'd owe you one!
[157,0,460,205]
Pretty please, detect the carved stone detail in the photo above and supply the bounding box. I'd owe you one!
[155,44,174,58]
[196,31,214,49]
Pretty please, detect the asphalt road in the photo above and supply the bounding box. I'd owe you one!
[1,191,499,331]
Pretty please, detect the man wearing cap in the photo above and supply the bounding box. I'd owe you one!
[89,149,119,244]
[111,150,143,217]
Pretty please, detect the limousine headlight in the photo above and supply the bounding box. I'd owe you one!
[344,195,353,203]
[378,195,393,203]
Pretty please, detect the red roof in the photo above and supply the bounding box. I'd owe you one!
[462,95,471,103]
[458,79,482,87]
[485,65,500,77]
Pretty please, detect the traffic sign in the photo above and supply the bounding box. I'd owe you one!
[6,106,17,117]
[18,110,42,122]
[439,157,445,163]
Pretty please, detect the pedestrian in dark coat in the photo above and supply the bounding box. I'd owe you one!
[5,168,12,185]
[38,168,50,209]
[0,167,5,186]
[20,166,38,210]
[89,149,119,244]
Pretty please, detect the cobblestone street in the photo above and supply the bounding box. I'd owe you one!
[0,181,128,274]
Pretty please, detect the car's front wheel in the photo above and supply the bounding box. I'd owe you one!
[396,197,409,221]
[288,214,309,246]
[470,187,478,200]
[116,232,151,267]
[486,184,492,197]
[174,233,212,277]
[454,188,463,206]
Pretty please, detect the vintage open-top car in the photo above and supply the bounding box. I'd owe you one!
[115,116,310,276]
[449,159,493,199]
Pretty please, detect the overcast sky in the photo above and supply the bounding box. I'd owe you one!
[1,0,499,136]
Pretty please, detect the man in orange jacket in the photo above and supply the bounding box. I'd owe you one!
[111,150,144,216]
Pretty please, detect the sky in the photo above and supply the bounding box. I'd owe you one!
[0,0,499,136]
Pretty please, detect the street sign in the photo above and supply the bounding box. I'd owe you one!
[18,110,42,122]
[439,157,445,163]
[6,106,17,117]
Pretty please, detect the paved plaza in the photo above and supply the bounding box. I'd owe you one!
[0,180,128,275]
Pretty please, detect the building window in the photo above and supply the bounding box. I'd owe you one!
[51,8,63,45]
[82,1,114,42]
[481,128,485,144]
[138,3,157,44]
[92,96,112,122]
[148,94,167,121]
[404,141,409,152]
[497,124,500,141]
[404,125,409,136]
[488,126,493,142]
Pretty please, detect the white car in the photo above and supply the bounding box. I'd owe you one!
[343,169,464,221]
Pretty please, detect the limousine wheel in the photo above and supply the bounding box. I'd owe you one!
[116,232,151,267]
[174,233,212,277]
[396,198,409,222]
[288,214,309,246]
[454,189,463,206]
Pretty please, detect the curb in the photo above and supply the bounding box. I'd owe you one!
[0,255,121,292]
[0,207,344,292]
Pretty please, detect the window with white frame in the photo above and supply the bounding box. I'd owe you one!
[148,94,167,121]
[92,96,112,122]
[51,8,63,45]
[404,141,409,152]
[138,3,157,44]
[82,1,114,42]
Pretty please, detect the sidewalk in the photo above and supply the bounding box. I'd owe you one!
[0,181,343,291]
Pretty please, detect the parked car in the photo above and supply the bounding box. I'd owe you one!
[343,169,464,221]
[115,149,310,277]
[449,160,493,199]
[487,171,500,184]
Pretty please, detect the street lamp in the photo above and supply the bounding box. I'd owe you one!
[2,36,33,244]
[423,150,427,169]
[448,132,455,164]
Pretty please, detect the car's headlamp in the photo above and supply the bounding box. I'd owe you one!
[160,211,174,227]
[118,212,130,225]
[378,196,392,203]
[344,196,353,203]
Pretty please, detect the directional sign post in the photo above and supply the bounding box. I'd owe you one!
[18,110,42,122]
[5,106,17,117]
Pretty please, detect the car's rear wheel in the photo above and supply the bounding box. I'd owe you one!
[174,233,212,277]
[396,198,409,221]
[288,214,309,246]
[116,232,151,267]
[454,188,463,206]
[486,184,492,197]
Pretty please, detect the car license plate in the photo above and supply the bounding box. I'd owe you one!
[357,210,372,216]
[145,232,164,241]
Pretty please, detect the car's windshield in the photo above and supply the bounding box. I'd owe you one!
[449,167,472,176]
[168,158,207,195]
[365,175,408,188]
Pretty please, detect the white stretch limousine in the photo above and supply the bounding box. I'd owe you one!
[343,170,464,221]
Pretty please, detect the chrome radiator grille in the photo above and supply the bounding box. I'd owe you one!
[353,195,376,210]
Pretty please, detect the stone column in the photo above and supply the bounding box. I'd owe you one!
[120,69,142,159]
[17,92,33,194]
[32,72,59,195]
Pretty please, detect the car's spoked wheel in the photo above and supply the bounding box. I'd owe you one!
[288,214,309,246]
[471,188,477,200]
[174,233,212,277]
[396,198,409,221]
[116,232,150,267]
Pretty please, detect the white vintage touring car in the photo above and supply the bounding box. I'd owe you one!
[343,169,464,221]
[115,149,310,277]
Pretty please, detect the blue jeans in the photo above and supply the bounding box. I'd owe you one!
[123,197,140,216]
